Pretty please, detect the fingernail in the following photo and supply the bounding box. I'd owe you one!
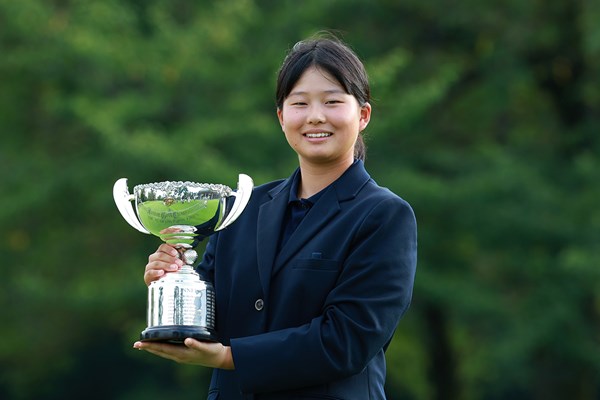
[175,259,184,266]
[171,250,179,257]
[169,264,179,270]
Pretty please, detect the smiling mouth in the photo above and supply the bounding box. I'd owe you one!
[304,132,332,138]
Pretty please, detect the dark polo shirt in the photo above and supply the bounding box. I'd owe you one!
[278,168,325,253]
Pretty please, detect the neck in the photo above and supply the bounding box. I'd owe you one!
[297,157,354,198]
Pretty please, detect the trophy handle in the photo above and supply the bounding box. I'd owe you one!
[113,178,151,234]
[216,174,253,231]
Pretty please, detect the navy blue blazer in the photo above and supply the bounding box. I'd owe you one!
[198,160,417,400]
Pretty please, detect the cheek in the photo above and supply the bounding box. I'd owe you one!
[284,109,304,124]
[330,109,360,130]
[281,113,305,136]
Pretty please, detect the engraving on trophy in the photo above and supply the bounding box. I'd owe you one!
[158,287,163,326]
[206,290,215,327]
[174,286,182,325]
[113,174,253,343]
[194,291,204,324]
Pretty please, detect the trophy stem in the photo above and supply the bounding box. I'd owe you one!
[173,245,198,274]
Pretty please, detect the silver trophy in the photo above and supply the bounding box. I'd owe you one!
[113,174,253,343]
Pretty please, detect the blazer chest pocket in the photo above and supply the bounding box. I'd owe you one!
[292,257,340,271]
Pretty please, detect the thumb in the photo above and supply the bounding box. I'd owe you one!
[184,338,200,349]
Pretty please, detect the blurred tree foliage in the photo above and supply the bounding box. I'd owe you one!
[1,0,599,399]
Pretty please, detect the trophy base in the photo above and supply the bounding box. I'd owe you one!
[140,325,219,344]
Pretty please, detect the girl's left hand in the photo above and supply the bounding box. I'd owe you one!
[133,338,234,370]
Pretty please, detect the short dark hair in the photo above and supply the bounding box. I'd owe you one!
[275,34,371,160]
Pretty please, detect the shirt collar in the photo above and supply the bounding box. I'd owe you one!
[287,168,304,204]
[287,159,361,205]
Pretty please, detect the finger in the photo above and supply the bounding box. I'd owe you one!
[184,337,201,350]
[134,341,185,362]
[157,243,180,257]
[144,258,181,286]
[146,257,182,272]
[146,247,184,276]
[183,338,221,359]
[148,250,182,265]
[183,338,215,351]
[144,268,165,285]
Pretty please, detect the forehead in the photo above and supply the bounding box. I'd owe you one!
[289,67,345,95]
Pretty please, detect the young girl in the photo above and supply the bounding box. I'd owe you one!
[136,34,417,400]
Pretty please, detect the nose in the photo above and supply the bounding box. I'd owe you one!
[307,105,325,124]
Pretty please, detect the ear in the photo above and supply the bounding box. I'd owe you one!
[277,108,284,130]
[359,102,371,132]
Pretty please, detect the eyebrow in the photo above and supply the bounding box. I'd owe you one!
[288,89,347,97]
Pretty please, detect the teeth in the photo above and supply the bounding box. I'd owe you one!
[305,133,331,138]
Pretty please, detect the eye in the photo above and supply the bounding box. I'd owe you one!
[287,98,307,106]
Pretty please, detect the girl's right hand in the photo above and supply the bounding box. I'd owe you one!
[144,244,184,286]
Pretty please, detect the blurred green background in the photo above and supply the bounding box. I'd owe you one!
[1,0,599,399]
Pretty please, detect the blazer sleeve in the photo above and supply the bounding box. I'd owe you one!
[230,196,417,393]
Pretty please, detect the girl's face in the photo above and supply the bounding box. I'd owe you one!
[277,67,371,167]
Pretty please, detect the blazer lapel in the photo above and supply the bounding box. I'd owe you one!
[256,180,289,299]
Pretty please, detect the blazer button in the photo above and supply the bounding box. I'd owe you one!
[254,299,264,311]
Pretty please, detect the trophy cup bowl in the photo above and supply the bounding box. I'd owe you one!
[113,174,253,343]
